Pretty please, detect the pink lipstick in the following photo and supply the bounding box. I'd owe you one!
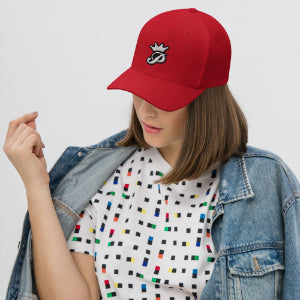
[141,121,162,134]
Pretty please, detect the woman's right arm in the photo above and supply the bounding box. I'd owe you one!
[3,112,100,300]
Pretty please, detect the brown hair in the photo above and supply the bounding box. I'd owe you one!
[116,83,248,185]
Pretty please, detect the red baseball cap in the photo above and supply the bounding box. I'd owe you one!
[107,8,231,111]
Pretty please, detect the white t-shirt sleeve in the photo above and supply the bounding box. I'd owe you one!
[67,201,97,257]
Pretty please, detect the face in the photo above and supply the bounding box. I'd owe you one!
[133,94,188,165]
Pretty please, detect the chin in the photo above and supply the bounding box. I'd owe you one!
[143,134,165,149]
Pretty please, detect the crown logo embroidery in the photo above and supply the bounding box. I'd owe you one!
[146,42,169,65]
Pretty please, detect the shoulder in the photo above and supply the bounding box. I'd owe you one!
[242,145,300,199]
[243,145,295,176]
[244,145,288,162]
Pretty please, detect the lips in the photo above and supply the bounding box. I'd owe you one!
[142,121,161,130]
[141,121,162,134]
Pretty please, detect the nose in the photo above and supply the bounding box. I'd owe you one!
[138,100,157,117]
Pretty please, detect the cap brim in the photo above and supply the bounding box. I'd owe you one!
[107,67,205,111]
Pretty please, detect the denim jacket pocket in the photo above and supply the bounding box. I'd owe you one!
[227,247,284,300]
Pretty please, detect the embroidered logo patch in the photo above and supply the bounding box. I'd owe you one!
[146,42,169,65]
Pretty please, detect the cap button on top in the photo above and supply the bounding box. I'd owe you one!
[188,8,198,13]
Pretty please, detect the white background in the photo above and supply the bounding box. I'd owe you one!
[1,0,299,298]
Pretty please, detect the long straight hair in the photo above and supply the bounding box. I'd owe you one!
[116,84,248,185]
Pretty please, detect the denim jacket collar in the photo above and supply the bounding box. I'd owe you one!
[219,155,255,204]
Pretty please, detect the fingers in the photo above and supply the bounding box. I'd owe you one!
[8,133,44,160]
[6,123,44,158]
[13,124,44,149]
[5,112,38,142]
[4,112,45,159]
[7,123,30,148]
[18,129,45,158]
[21,133,45,156]
[3,112,50,189]
[26,119,36,130]
[38,148,44,157]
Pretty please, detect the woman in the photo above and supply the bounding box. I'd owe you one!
[4,8,300,300]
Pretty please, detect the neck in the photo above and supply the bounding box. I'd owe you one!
[157,146,180,167]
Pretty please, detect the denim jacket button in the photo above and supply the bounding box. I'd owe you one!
[212,210,216,217]
[78,151,83,157]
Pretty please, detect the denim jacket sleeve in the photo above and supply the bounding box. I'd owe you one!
[200,147,300,299]
[281,162,300,297]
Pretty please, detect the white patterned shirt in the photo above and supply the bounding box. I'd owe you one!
[67,147,220,300]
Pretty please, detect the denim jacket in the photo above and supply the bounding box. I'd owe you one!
[6,129,300,300]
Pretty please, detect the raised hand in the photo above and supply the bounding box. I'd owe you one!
[3,112,49,191]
